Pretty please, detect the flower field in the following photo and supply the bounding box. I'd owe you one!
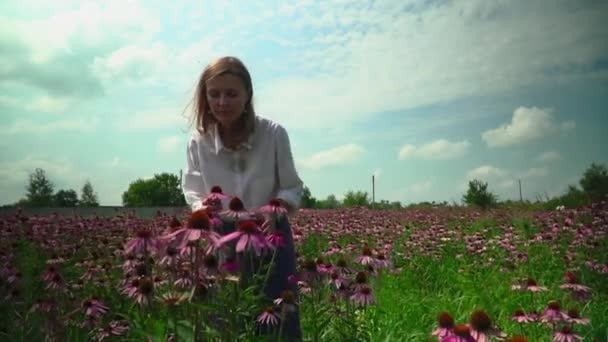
[1,199,607,341]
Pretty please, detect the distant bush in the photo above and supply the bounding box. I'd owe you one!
[462,179,498,209]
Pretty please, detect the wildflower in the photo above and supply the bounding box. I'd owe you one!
[124,229,159,255]
[168,216,182,232]
[46,272,66,291]
[274,289,298,314]
[266,231,286,248]
[256,306,280,327]
[220,197,253,221]
[511,277,548,292]
[81,296,109,318]
[559,272,592,293]
[174,269,193,289]
[163,210,220,252]
[553,325,583,341]
[202,186,229,213]
[335,258,353,275]
[259,198,288,218]
[512,309,535,323]
[95,320,130,341]
[160,292,188,307]
[350,286,375,306]
[220,255,240,274]
[328,271,347,290]
[134,278,154,306]
[469,310,507,342]
[218,220,272,256]
[431,312,455,339]
[356,247,376,266]
[566,309,590,325]
[159,246,180,268]
[441,324,476,342]
[541,300,568,323]
[375,252,391,268]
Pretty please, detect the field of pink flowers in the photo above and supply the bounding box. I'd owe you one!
[1,198,607,341]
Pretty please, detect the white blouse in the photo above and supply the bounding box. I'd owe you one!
[182,115,304,213]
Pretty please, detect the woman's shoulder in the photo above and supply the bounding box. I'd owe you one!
[255,115,287,135]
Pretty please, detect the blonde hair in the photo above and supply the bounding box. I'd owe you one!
[189,56,256,136]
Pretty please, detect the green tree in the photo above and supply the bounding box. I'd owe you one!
[54,189,79,207]
[462,179,497,209]
[122,173,186,207]
[579,162,608,202]
[25,168,55,207]
[315,194,340,209]
[301,185,317,208]
[80,180,99,207]
[342,190,370,207]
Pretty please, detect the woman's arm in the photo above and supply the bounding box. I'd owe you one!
[183,138,206,211]
[275,126,304,214]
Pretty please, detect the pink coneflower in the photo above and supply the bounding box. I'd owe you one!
[167,216,182,232]
[566,309,590,325]
[134,278,154,306]
[46,272,66,291]
[350,286,375,306]
[512,309,535,323]
[541,300,568,323]
[124,229,159,255]
[441,324,476,342]
[158,246,180,268]
[95,320,130,341]
[80,265,99,282]
[41,265,60,282]
[559,272,592,293]
[202,186,229,213]
[553,325,583,341]
[469,310,506,342]
[220,197,253,221]
[160,291,188,307]
[356,247,376,266]
[431,312,455,339]
[174,269,193,289]
[335,258,353,275]
[201,253,220,277]
[266,231,286,248]
[511,277,548,292]
[274,289,298,314]
[163,210,220,253]
[220,255,240,274]
[218,220,272,256]
[375,252,391,268]
[328,271,347,289]
[259,198,288,218]
[256,306,280,327]
[82,296,109,317]
[122,254,137,274]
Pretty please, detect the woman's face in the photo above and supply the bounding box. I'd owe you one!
[206,73,249,130]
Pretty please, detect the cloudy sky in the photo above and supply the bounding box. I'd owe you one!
[1,0,607,206]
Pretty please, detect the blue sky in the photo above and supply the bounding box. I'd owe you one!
[1,0,607,206]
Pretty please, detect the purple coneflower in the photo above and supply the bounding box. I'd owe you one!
[431,312,455,339]
[202,186,229,213]
[220,197,253,221]
[81,296,109,317]
[511,277,548,292]
[512,309,535,323]
[553,325,583,341]
[259,198,288,218]
[266,231,286,248]
[124,229,159,255]
[174,269,193,289]
[335,258,353,275]
[566,309,590,325]
[134,278,154,306]
[328,271,347,290]
[541,300,568,323]
[256,306,280,327]
[559,272,592,293]
[95,320,130,341]
[159,246,180,268]
[220,255,240,274]
[356,247,376,266]
[274,289,298,314]
[441,324,476,342]
[469,310,506,342]
[350,285,375,306]
[218,220,272,256]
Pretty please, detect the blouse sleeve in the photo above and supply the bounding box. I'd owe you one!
[275,125,304,213]
[182,138,205,211]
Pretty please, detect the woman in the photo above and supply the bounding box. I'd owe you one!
[182,56,303,340]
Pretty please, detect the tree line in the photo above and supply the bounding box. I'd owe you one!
[5,162,606,209]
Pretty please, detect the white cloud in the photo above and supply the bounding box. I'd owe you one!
[398,139,471,160]
[24,95,72,113]
[538,151,562,162]
[561,121,576,131]
[297,144,365,170]
[482,107,576,148]
[467,165,508,180]
[158,135,182,154]
[0,117,99,135]
[115,107,190,131]
[409,180,433,194]
[373,168,382,178]
[256,1,608,128]
[523,167,549,178]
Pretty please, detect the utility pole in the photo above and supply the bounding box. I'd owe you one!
[372,174,375,205]
[518,179,523,202]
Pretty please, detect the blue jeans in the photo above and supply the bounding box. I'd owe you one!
[221,217,302,341]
